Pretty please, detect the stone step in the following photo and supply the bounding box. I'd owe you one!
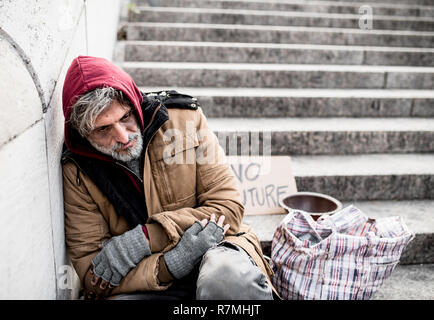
[311,0,434,5]
[121,62,434,89]
[291,154,434,201]
[242,200,434,264]
[125,22,434,48]
[124,41,434,66]
[314,0,434,6]
[131,0,434,18]
[372,264,434,299]
[138,87,434,117]
[207,117,434,155]
[128,7,434,31]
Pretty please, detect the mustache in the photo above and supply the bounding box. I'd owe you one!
[112,133,139,151]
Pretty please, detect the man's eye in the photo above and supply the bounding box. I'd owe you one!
[97,126,109,132]
[121,111,132,121]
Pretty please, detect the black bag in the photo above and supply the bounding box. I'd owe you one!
[142,90,200,110]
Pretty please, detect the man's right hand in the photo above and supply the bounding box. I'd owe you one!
[163,214,230,279]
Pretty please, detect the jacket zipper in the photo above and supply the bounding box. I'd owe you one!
[143,102,162,132]
[114,161,143,184]
[143,103,171,202]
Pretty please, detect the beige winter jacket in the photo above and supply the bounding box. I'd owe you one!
[62,106,275,299]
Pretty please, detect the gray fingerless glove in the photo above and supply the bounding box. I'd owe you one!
[91,224,151,286]
[164,220,225,279]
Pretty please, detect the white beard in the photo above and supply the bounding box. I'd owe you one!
[89,132,143,162]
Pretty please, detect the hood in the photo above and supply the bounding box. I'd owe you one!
[62,55,144,161]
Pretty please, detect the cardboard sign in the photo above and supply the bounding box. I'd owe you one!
[227,156,297,215]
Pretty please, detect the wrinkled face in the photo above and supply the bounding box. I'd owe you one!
[87,100,143,162]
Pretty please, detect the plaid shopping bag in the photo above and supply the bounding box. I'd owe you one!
[270,205,415,300]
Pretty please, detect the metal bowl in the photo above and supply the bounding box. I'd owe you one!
[279,191,342,220]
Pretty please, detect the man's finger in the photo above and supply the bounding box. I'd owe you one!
[100,279,108,290]
[91,274,99,286]
[223,224,230,235]
[199,219,208,228]
[210,214,216,223]
[217,215,225,227]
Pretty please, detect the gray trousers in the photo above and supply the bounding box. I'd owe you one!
[110,242,273,300]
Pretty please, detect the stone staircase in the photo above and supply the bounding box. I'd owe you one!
[117,0,434,299]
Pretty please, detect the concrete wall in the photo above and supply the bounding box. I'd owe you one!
[0,0,122,299]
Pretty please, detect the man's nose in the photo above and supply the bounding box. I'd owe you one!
[113,123,129,144]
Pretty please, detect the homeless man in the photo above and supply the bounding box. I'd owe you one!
[61,55,275,300]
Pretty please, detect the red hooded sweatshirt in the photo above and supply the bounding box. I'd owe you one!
[62,55,145,162]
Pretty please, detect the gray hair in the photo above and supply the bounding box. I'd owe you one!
[68,87,133,137]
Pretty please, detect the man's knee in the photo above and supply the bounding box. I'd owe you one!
[196,243,273,300]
